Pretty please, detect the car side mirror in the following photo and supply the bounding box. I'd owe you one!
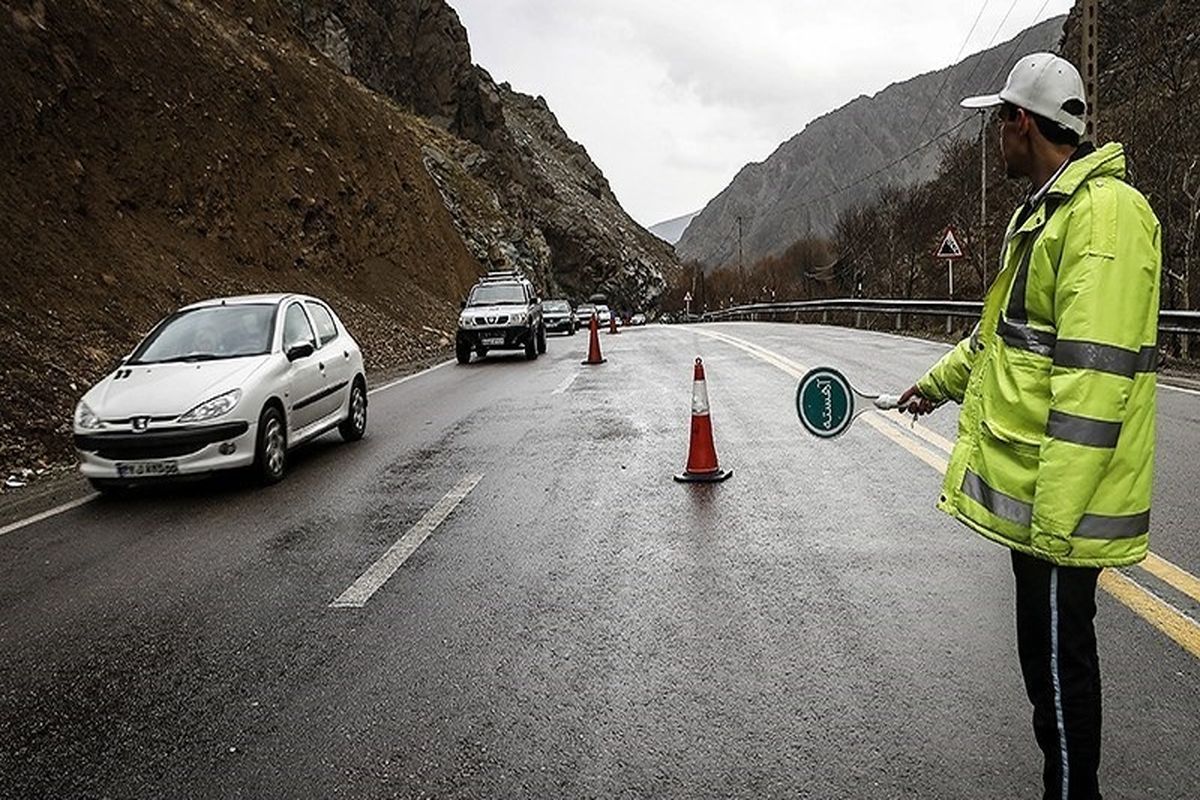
[286,342,315,361]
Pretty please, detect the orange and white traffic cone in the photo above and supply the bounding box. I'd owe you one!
[582,313,606,365]
[608,313,620,334]
[674,358,732,483]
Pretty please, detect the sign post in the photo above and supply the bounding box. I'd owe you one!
[934,227,966,334]
[683,291,693,320]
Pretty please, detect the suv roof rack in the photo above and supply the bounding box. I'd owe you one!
[479,270,524,283]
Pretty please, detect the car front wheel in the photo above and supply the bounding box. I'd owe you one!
[536,324,547,354]
[524,328,538,360]
[456,336,472,364]
[338,380,367,442]
[254,405,287,485]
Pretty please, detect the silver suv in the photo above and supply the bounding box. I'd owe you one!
[456,272,546,363]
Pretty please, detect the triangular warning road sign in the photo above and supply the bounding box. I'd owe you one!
[935,227,965,260]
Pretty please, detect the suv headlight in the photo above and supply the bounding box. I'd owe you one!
[75,401,103,430]
[179,389,242,423]
[509,311,528,325]
[459,313,473,328]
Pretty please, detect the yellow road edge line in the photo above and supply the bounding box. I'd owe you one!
[1138,552,1200,605]
[1100,570,1200,660]
[860,414,950,473]
[690,324,1200,661]
[873,410,957,455]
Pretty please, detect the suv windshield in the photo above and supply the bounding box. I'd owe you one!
[129,305,276,364]
[543,301,571,312]
[468,283,527,307]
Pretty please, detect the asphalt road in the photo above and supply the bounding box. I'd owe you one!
[1,322,1197,799]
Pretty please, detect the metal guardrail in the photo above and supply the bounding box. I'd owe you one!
[699,297,1200,336]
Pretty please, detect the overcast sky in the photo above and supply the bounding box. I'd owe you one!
[452,0,1075,227]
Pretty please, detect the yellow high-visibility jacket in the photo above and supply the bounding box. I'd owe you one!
[918,142,1162,567]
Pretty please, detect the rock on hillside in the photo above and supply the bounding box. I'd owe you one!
[283,0,677,308]
[677,16,1065,268]
[0,0,482,475]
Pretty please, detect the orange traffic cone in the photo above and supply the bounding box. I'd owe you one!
[582,313,606,365]
[674,358,732,483]
[608,313,620,334]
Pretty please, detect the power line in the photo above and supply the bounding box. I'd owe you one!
[803,115,976,211]
[912,0,993,141]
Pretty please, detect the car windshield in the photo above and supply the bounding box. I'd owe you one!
[129,304,277,364]
[468,284,526,306]
[544,301,571,312]
[577,305,595,314]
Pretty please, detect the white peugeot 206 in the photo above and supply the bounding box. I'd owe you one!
[73,294,368,492]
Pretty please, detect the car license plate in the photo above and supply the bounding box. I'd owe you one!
[116,460,180,478]
[482,336,505,346]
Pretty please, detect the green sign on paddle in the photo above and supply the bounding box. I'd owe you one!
[796,367,856,438]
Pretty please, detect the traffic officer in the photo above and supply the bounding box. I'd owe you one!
[900,53,1162,800]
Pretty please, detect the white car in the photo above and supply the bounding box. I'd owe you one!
[596,305,612,326]
[73,294,367,492]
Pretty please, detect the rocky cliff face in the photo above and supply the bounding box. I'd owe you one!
[1,0,486,475]
[284,0,677,307]
[676,16,1066,268]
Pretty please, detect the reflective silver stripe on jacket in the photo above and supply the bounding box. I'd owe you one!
[962,471,1032,527]
[1074,511,1151,539]
[998,318,1057,357]
[1005,235,1038,324]
[1053,340,1158,378]
[997,324,1158,376]
[1047,410,1122,448]
[961,471,1148,539]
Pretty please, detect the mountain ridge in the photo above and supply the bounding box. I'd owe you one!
[649,211,699,245]
[677,16,1067,268]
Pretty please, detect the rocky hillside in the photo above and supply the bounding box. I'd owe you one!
[0,0,670,478]
[283,0,677,308]
[677,16,1065,268]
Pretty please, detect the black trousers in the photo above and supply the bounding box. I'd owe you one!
[1011,550,1103,800]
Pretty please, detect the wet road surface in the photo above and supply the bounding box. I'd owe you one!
[1,322,1197,799]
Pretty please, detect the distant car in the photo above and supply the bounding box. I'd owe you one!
[542,299,577,335]
[73,294,367,492]
[456,271,546,363]
[596,305,612,326]
[630,313,646,326]
[576,304,597,327]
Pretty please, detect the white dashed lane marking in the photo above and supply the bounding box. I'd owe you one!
[329,473,483,609]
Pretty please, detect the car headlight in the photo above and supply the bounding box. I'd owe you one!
[459,314,473,328]
[75,401,104,430]
[509,311,528,325]
[179,389,242,423]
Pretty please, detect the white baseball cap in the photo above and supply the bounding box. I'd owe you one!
[961,52,1087,136]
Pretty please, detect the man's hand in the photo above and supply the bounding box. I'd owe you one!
[899,385,937,417]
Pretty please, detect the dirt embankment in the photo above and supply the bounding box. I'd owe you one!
[0,0,485,478]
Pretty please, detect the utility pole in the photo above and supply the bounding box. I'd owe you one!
[1082,0,1099,140]
[736,215,744,298]
[979,109,987,288]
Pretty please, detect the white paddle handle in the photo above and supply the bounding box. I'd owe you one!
[874,394,903,411]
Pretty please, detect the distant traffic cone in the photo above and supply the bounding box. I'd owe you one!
[582,313,606,365]
[674,358,732,483]
[609,313,620,334]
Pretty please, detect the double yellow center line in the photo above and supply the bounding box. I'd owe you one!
[691,326,1200,660]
